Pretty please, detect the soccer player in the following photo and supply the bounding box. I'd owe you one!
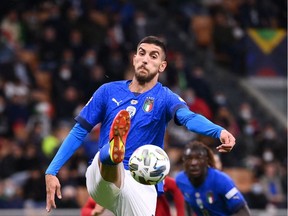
[45,36,236,215]
[176,141,251,216]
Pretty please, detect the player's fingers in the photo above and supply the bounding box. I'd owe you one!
[46,189,56,212]
[216,144,234,152]
[217,147,231,153]
[56,184,62,199]
[217,143,233,148]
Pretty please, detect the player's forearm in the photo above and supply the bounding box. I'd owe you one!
[45,123,88,175]
[176,108,223,138]
[232,205,251,216]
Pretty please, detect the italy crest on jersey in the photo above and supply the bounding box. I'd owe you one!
[143,97,154,112]
[206,191,214,204]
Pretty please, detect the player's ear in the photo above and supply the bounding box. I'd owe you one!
[159,61,167,73]
[132,54,137,67]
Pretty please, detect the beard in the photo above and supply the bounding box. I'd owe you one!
[134,69,158,84]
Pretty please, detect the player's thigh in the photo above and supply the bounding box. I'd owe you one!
[118,171,157,215]
[86,152,123,209]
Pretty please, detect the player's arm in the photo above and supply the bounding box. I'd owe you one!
[232,205,251,216]
[175,107,235,152]
[218,172,251,216]
[45,123,88,212]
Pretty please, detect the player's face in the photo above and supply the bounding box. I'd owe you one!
[183,148,208,178]
[133,43,167,83]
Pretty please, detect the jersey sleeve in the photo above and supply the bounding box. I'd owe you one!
[216,172,247,213]
[175,107,223,138]
[75,84,107,132]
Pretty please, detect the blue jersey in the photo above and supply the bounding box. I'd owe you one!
[175,168,247,216]
[75,80,187,169]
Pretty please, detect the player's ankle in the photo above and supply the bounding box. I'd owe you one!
[99,143,117,165]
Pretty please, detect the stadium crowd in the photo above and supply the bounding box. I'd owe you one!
[0,0,286,212]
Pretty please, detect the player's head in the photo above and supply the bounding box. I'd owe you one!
[133,36,167,84]
[182,141,216,179]
[137,36,167,60]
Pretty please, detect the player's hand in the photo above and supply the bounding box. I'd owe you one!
[45,174,62,212]
[216,130,236,153]
[91,204,105,216]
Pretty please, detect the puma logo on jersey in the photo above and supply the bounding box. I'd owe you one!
[112,98,122,106]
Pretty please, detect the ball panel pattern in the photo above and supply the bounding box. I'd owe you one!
[128,144,170,185]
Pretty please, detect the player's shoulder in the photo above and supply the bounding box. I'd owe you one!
[99,80,128,92]
[158,83,183,98]
[103,80,128,87]
[160,83,173,93]
[210,168,233,183]
[175,171,188,184]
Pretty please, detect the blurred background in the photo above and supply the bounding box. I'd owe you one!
[0,0,287,215]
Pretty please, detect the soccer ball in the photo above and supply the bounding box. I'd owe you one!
[129,144,170,185]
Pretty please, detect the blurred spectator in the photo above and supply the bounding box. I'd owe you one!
[22,168,46,208]
[126,10,151,47]
[66,29,87,63]
[237,102,259,137]
[55,84,81,121]
[166,52,189,94]
[259,161,286,208]
[14,144,43,172]
[255,123,285,162]
[183,87,213,120]
[0,179,24,208]
[0,10,22,48]
[0,138,18,179]
[238,0,262,28]
[0,95,9,136]
[41,122,71,159]
[214,106,240,139]
[56,185,80,209]
[98,26,129,81]
[236,102,260,155]
[84,64,108,102]
[187,66,216,112]
[211,7,245,74]
[81,9,108,48]
[37,26,62,71]
[214,106,243,167]
[245,180,268,209]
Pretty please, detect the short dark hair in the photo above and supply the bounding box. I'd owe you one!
[137,36,167,60]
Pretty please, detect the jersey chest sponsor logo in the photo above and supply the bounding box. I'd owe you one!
[142,97,154,112]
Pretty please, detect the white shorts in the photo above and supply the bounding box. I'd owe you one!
[86,152,157,216]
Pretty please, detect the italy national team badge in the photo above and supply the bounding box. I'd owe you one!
[206,191,214,204]
[143,97,154,112]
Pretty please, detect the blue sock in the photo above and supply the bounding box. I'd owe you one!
[99,143,116,165]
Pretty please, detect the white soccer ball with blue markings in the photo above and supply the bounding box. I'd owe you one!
[129,144,170,185]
